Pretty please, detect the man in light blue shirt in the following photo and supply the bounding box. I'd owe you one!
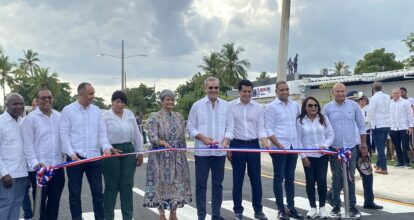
[323,83,367,218]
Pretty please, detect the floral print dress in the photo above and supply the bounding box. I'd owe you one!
[143,110,192,210]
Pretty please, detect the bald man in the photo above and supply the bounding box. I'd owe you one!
[323,83,366,218]
[0,93,28,220]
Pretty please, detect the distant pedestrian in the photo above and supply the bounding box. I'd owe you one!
[367,81,391,174]
[390,88,413,168]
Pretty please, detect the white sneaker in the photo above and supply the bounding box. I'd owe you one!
[319,206,328,219]
[306,207,318,218]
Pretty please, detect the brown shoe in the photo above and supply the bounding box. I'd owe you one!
[374,169,388,175]
[374,164,380,171]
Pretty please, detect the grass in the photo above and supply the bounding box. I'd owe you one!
[370,153,414,168]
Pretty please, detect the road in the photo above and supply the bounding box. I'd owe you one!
[21,157,414,220]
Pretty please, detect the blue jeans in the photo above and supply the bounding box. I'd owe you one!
[330,147,357,207]
[195,155,225,220]
[0,177,27,220]
[372,127,390,170]
[230,139,262,214]
[22,172,35,219]
[270,152,298,210]
[66,155,104,220]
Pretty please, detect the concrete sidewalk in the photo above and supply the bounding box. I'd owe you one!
[185,140,414,204]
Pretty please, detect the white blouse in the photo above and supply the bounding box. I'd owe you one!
[296,115,335,158]
[102,108,144,153]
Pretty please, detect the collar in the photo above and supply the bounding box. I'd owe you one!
[334,99,348,106]
[75,101,90,110]
[3,111,21,122]
[203,96,220,104]
[274,97,290,105]
[33,107,55,117]
[304,114,320,122]
[235,98,253,105]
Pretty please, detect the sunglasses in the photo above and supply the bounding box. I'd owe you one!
[306,104,319,108]
[208,86,219,90]
[39,96,53,101]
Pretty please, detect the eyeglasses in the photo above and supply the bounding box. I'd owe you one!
[39,96,53,101]
[306,104,319,108]
[208,86,219,90]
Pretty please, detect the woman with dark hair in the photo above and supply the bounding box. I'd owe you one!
[144,89,192,220]
[101,90,144,220]
[296,97,334,219]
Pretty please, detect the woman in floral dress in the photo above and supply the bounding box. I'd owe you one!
[143,89,192,220]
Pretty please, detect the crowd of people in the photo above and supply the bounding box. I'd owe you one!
[0,77,412,220]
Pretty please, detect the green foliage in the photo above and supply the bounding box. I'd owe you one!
[219,43,250,87]
[354,48,404,74]
[403,33,414,67]
[256,71,270,82]
[0,54,15,106]
[125,83,158,117]
[403,33,414,53]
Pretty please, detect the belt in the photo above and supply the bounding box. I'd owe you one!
[233,138,259,144]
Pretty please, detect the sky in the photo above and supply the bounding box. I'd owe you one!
[1,0,413,103]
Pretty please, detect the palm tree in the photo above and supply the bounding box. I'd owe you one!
[219,43,250,87]
[28,67,61,99]
[334,61,349,76]
[256,71,270,81]
[0,54,15,108]
[199,52,223,78]
[19,49,40,76]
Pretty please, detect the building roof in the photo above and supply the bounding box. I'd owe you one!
[300,67,414,87]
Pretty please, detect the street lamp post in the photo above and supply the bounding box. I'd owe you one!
[97,40,147,91]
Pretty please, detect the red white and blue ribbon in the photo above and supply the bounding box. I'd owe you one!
[337,148,352,162]
[37,146,336,187]
[36,166,54,188]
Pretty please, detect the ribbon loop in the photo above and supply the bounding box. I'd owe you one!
[36,166,55,188]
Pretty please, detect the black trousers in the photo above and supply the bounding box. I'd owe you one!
[303,155,328,208]
[230,139,263,214]
[29,169,65,220]
[195,155,226,220]
[390,129,410,166]
[66,156,104,220]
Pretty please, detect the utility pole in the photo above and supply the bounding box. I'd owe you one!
[121,40,125,91]
[276,0,291,82]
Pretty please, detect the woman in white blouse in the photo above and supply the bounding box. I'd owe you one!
[296,96,334,219]
[101,91,144,220]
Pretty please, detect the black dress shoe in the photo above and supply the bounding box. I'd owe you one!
[287,208,304,219]
[363,203,383,209]
[278,210,290,220]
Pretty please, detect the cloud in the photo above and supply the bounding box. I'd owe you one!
[1,0,413,103]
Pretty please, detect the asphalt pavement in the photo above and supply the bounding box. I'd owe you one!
[20,156,414,220]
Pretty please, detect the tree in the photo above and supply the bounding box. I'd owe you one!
[199,52,223,78]
[28,67,62,99]
[175,73,208,119]
[219,43,250,87]
[0,54,15,108]
[403,33,414,67]
[334,61,350,75]
[53,82,72,111]
[126,83,157,117]
[256,71,270,82]
[18,49,40,76]
[354,48,404,74]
